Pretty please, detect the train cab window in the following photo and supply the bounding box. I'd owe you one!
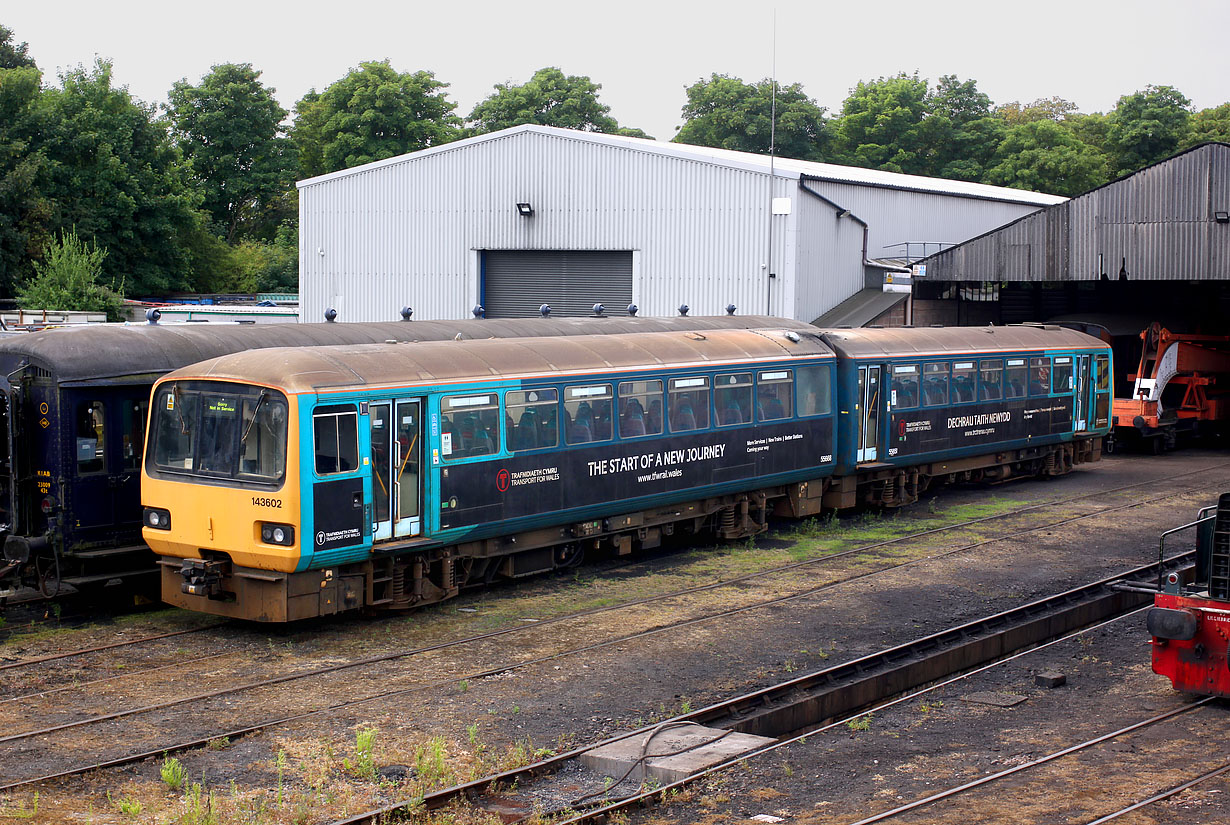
[757,371,793,421]
[1029,357,1051,396]
[240,394,288,480]
[442,394,501,458]
[715,373,753,426]
[619,380,663,438]
[890,365,920,409]
[979,360,1003,401]
[564,385,612,445]
[923,363,949,407]
[76,401,105,475]
[797,365,832,416]
[1096,354,1110,391]
[1052,357,1073,393]
[669,377,711,432]
[313,406,359,475]
[506,389,558,452]
[122,399,147,471]
[951,362,976,403]
[1005,359,1028,399]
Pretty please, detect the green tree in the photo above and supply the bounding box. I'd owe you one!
[996,96,1080,125]
[0,36,51,294]
[167,63,297,244]
[984,119,1109,196]
[37,60,202,296]
[0,23,36,69]
[673,74,827,160]
[468,67,644,136]
[926,75,1003,181]
[1105,84,1192,176]
[18,228,124,320]
[293,60,460,177]
[1187,103,1230,147]
[829,72,932,173]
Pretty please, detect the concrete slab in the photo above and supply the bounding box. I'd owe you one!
[960,691,1028,707]
[580,723,775,785]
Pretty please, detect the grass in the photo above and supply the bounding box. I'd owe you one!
[343,727,378,780]
[161,755,188,792]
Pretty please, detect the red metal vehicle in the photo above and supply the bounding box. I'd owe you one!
[1149,494,1230,696]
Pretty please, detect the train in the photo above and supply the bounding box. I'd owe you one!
[1148,494,1230,697]
[0,312,796,602]
[141,323,1113,622]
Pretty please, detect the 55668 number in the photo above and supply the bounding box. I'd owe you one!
[251,496,282,509]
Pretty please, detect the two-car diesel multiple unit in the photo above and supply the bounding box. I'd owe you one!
[142,324,1112,622]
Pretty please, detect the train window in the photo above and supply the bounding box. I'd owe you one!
[506,389,558,451]
[797,365,832,416]
[442,394,501,458]
[1029,357,1051,396]
[669,376,711,431]
[313,406,359,475]
[951,362,976,403]
[1052,357,1073,393]
[564,385,613,444]
[979,360,1003,401]
[1096,354,1110,391]
[757,371,792,421]
[715,373,753,426]
[618,380,663,438]
[76,401,105,474]
[1005,359,1028,399]
[923,363,949,407]
[122,399,147,471]
[153,390,192,470]
[890,365,920,409]
[239,394,288,480]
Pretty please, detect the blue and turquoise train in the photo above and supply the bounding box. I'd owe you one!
[141,323,1112,621]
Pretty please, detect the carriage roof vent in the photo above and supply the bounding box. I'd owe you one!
[400,306,413,321]
[145,308,161,325]
[592,303,605,317]
[627,304,638,317]
[324,308,337,322]
[472,305,485,319]
[726,304,737,315]
[678,304,690,316]
[540,304,551,317]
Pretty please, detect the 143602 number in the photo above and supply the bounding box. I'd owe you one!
[251,496,282,508]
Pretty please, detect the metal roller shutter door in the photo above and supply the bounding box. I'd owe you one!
[483,251,633,318]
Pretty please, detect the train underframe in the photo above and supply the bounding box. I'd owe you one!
[163,436,1102,622]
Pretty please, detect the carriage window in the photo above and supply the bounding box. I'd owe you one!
[1029,357,1051,396]
[951,362,976,403]
[1005,359,1028,399]
[758,371,793,421]
[442,394,501,458]
[1052,357,1073,393]
[890,365,920,409]
[122,400,147,471]
[979,360,1003,401]
[797,365,832,416]
[1096,354,1110,391]
[715,373,753,426]
[313,406,358,474]
[670,376,710,432]
[564,384,612,445]
[619,380,663,438]
[506,389,558,452]
[240,394,288,480]
[923,363,949,407]
[76,401,105,475]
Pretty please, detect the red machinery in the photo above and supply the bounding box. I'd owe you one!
[1149,494,1230,697]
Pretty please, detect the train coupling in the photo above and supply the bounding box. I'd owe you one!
[180,558,230,598]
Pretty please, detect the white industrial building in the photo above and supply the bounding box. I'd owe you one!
[297,125,1063,325]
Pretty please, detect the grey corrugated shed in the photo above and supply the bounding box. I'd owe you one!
[811,289,907,327]
[920,143,1230,282]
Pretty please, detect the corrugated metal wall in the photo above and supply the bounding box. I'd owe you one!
[925,143,1230,282]
[792,187,868,323]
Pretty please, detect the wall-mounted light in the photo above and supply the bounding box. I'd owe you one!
[516,202,534,217]
[1216,211,1229,224]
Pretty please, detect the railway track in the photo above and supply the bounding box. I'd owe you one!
[328,558,1194,825]
[0,481,1202,794]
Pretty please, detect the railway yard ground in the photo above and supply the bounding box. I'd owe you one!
[2,449,1229,824]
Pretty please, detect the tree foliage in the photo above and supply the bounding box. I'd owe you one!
[168,63,296,244]
[829,72,934,173]
[18,227,124,320]
[1105,85,1192,176]
[469,67,642,135]
[294,61,460,177]
[0,24,36,70]
[674,74,826,160]
[0,48,51,294]
[985,120,1109,196]
[1187,103,1230,147]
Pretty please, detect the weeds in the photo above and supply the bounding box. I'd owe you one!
[1,792,38,819]
[161,755,188,791]
[343,727,378,780]
[846,714,873,732]
[207,736,230,750]
[413,736,452,787]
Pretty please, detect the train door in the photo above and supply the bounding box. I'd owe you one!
[368,399,423,542]
[856,365,881,462]
[0,377,14,532]
[1073,354,1092,432]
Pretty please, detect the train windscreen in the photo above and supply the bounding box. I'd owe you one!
[148,381,288,486]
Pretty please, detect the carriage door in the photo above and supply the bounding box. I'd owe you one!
[857,365,882,462]
[368,400,422,542]
[1073,355,1092,432]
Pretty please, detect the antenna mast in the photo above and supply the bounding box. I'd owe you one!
[765,10,777,315]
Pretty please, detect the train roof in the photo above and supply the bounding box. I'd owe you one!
[160,327,835,394]
[818,324,1110,359]
[0,315,810,384]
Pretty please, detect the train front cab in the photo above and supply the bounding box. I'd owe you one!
[822,326,1112,509]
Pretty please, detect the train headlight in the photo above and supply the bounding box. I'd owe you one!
[143,507,172,530]
[260,522,295,546]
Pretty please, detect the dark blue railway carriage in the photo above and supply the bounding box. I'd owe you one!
[818,324,1113,508]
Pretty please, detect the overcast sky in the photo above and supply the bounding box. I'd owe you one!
[7,0,1228,142]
